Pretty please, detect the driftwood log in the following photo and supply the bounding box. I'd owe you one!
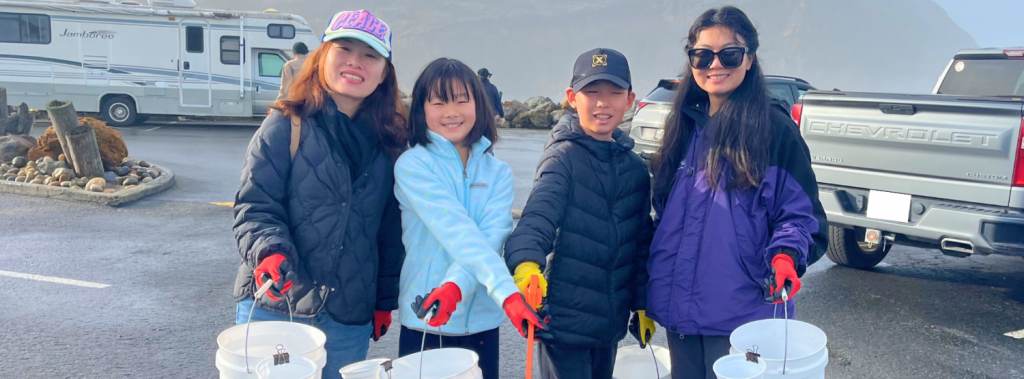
[0,87,34,135]
[46,100,104,178]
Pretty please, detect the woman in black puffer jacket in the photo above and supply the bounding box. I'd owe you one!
[231,10,407,376]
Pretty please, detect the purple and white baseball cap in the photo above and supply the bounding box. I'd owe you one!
[322,10,392,58]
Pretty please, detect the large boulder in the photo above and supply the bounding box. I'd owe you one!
[551,110,569,124]
[0,134,35,163]
[495,115,510,129]
[533,97,558,114]
[502,100,528,123]
[523,96,547,110]
[27,117,128,167]
[512,108,555,129]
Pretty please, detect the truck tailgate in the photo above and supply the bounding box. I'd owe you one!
[801,92,1023,207]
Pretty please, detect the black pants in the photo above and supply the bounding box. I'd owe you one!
[667,332,732,379]
[398,326,499,379]
[538,341,617,379]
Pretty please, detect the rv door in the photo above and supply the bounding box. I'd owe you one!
[251,49,287,115]
[178,20,212,108]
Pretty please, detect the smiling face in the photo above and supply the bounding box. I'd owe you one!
[691,25,753,101]
[566,80,636,141]
[424,81,477,148]
[322,38,387,103]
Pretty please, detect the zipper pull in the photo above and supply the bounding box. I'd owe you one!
[463,170,468,180]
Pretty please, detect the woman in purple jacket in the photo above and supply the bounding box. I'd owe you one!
[646,6,828,379]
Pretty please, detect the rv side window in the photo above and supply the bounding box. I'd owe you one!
[185,26,203,53]
[0,12,51,44]
[268,24,295,39]
[220,36,241,65]
[259,53,286,77]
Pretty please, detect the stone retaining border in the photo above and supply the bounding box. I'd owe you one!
[0,165,175,206]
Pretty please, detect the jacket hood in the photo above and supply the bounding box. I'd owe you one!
[546,114,635,161]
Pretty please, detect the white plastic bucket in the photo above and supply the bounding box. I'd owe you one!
[256,355,318,379]
[713,354,766,379]
[729,319,827,379]
[339,358,391,379]
[216,349,327,379]
[216,321,327,379]
[612,345,671,379]
[388,348,482,379]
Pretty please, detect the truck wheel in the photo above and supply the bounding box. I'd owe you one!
[825,226,892,269]
[101,96,137,127]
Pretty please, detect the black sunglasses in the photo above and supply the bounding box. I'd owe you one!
[687,47,749,69]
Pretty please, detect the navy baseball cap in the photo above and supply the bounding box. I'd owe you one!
[570,48,631,93]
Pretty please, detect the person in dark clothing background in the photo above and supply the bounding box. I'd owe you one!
[477,68,505,118]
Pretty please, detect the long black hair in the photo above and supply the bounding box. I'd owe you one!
[408,58,498,149]
[653,6,773,198]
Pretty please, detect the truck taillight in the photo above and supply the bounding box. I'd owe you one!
[1005,49,1024,58]
[791,103,803,126]
[1014,117,1024,187]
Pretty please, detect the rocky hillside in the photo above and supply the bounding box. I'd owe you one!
[202,0,976,100]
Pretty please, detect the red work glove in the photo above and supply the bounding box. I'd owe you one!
[253,254,295,302]
[371,310,392,341]
[503,294,548,339]
[769,254,801,304]
[417,282,462,327]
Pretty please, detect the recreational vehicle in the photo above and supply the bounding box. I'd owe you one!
[0,0,320,126]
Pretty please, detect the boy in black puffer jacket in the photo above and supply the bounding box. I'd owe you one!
[503,48,655,379]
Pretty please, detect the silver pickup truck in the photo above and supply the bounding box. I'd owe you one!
[798,47,1024,269]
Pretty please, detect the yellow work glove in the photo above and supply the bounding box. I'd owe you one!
[513,262,548,298]
[629,311,657,348]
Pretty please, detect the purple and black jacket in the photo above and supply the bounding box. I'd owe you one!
[646,103,828,336]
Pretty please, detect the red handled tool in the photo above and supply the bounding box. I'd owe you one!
[524,275,543,379]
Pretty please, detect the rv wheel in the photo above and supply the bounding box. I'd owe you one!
[102,96,138,127]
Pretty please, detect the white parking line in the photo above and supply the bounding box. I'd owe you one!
[0,270,110,289]
[1005,329,1024,339]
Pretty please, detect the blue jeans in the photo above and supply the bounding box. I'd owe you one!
[236,298,371,377]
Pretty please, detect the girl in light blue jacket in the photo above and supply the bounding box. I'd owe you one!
[394,58,543,379]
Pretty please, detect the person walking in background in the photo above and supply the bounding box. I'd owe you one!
[646,6,828,379]
[477,68,505,119]
[232,10,407,376]
[394,57,545,379]
[277,42,309,100]
[503,48,654,379]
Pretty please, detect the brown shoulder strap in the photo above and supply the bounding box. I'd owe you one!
[289,114,301,159]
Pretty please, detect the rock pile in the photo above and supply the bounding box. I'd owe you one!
[28,117,128,168]
[1,154,162,193]
[500,97,638,130]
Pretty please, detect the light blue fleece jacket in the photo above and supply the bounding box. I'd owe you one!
[395,130,519,335]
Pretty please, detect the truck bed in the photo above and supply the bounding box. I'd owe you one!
[800,91,1023,208]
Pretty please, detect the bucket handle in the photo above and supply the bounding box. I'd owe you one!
[770,289,790,375]
[416,303,443,379]
[244,278,296,374]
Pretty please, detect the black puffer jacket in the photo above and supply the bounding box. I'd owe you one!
[504,115,653,348]
[232,110,405,325]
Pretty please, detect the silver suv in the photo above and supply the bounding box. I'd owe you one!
[629,75,815,163]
